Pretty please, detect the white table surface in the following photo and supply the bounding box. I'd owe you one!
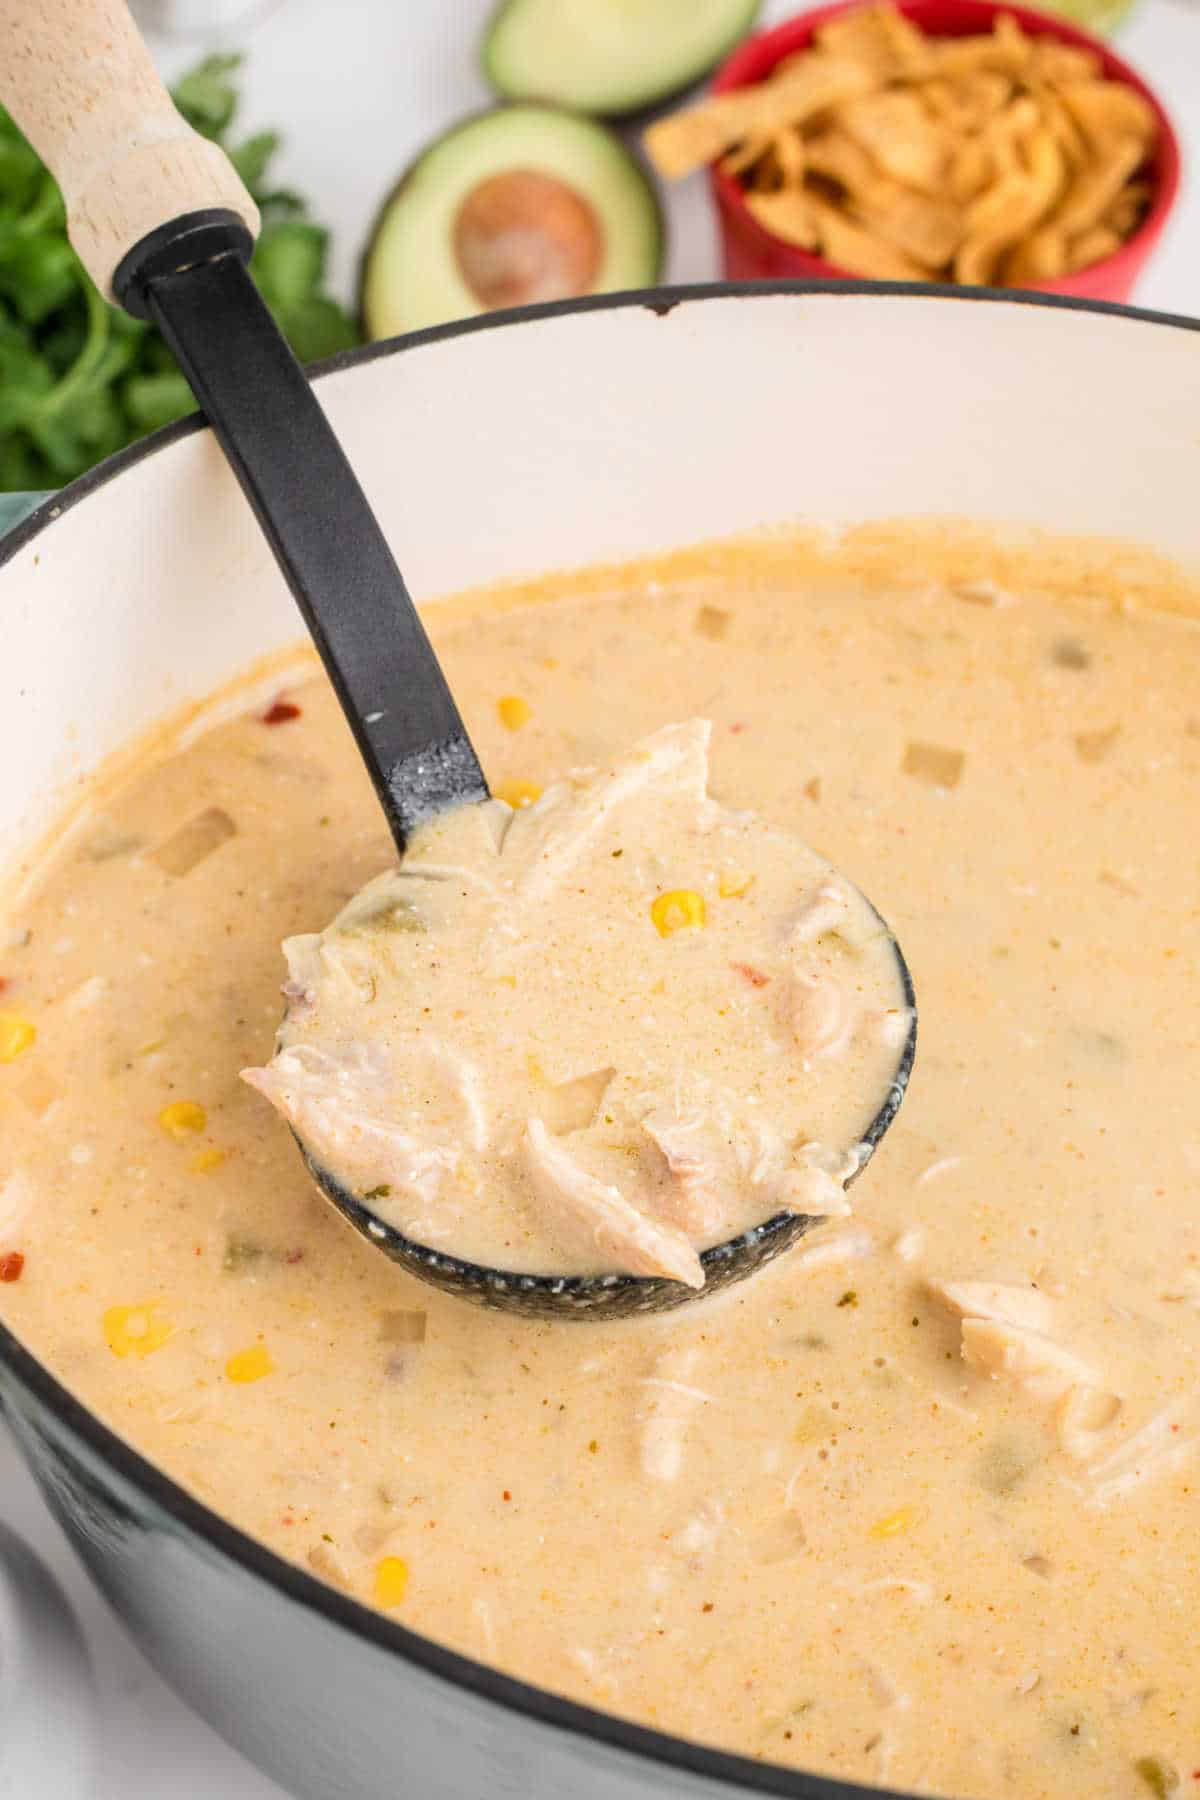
[2,2,1197,1795]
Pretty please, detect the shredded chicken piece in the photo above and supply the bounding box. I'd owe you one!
[307,1541,353,1590]
[0,1169,33,1237]
[1057,1384,1122,1460]
[787,879,850,948]
[472,1596,498,1660]
[931,1280,1055,1335]
[636,1348,711,1480]
[514,721,711,904]
[541,1067,614,1135]
[776,1141,857,1217]
[795,1225,874,1269]
[928,1278,1099,1400]
[668,1497,726,1555]
[641,1107,727,1237]
[960,1319,1098,1399]
[241,1046,465,1211]
[1083,1403,1200,1506]
[789,971,857,1060]
[892,1226,925,1262]
[523,1119,703,1287]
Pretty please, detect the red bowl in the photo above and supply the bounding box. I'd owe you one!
[708,0,1181,301]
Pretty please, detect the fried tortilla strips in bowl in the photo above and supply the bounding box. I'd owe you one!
[644,0,1179,300]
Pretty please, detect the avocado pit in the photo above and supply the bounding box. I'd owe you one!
[453,168,603,310]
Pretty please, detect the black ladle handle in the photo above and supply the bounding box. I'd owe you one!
[121,223,490,846]
[0,0,488,850]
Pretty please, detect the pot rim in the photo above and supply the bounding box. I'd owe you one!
[2,279,1198,1800]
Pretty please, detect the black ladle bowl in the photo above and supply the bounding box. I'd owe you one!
[297,931,916,1320]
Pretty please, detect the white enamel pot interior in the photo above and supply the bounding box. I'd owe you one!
[1,285,1199,1800]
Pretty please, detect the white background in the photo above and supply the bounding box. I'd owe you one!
[2,1,1197,1795]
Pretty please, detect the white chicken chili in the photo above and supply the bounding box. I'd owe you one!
[1,532,1199,1800]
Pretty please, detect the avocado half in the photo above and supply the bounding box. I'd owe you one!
[360,105,665,341]
[481,0,763,118]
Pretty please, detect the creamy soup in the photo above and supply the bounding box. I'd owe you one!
[244,719,910,1281]
[2,540,1199,1800]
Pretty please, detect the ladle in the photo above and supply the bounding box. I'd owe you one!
[1,0,916,1317]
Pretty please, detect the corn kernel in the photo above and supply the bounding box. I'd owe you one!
[103,1302,175,1359]
[373,1555,409,1609]
[159,1100,207,1139]
[494,777,542,809]
[189,1148,226,1174]
[651,890,706,937]
[226,1343,274,1384]
[870,1505,919,1539]
[719,868,755,899]
[0,1013,36,1062]
[497,695,532,731]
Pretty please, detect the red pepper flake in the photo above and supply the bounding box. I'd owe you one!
[0,1252,24,1282]
[502,1489,512,1502]
[262,699,302,726]
[701,1602,714,1613]
[728,721,746,735]
[284,1248,305,1264]
[731,961,770,988]
[0,976,8,993]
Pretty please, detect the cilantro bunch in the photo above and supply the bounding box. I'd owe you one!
[0,55,359,491]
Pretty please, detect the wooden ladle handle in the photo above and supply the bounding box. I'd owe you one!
[0,0,259,300]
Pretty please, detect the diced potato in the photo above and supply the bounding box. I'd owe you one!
[902,742,965,788]
[379,1310,428,1344]
[1074,725,1120,764]
[694,605,731,641]
[150,807,236,876]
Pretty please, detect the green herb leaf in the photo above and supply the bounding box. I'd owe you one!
[0,57,360,492]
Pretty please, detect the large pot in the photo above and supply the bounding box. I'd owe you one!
[1,284,1198,1800]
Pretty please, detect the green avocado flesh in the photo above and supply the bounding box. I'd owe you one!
[361,106,665,340]
[482,0,762,116]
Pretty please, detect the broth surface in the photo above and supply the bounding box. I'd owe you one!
[2,549,1199,1799]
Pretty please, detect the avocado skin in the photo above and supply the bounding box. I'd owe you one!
[358,103,667,344]
[479,0,764,123]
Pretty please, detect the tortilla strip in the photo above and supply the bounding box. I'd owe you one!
[836,88,951,192]
[809,195,934,279]
[644,55,875,180]
[815,2,933,78]
[1065,224,1122,272]
[956,127,1064,284]
[1001,223,1066,285]
[1052,135,1146,238]
[745,188,820,249]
